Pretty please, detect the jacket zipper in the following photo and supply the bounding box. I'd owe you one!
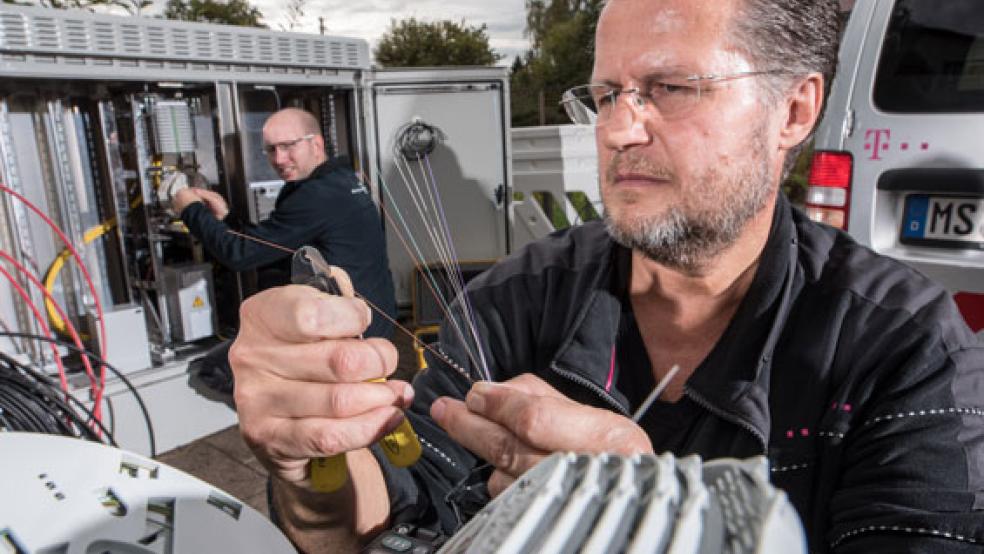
[549,362,630,417]
[685,388,768,454]
[551,362,769,455]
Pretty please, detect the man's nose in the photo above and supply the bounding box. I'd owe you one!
[599,98,653,152]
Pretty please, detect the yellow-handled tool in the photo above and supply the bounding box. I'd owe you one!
[291,246,422,492]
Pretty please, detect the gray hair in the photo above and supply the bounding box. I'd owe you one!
[729,0,842,176]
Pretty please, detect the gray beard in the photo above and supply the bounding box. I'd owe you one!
[603,136,773,273]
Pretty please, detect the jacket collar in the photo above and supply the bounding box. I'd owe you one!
[275,160,335,207]
[685,193,796,446]
[551,194,798,445]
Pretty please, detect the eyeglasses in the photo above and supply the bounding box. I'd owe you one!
[560,70,786,126]
[263,133,315,156]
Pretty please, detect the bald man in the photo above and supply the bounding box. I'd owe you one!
[173,108,396,338]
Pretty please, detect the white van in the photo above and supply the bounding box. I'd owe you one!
[808,0,984,337]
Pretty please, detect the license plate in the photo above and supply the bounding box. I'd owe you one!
[901,195,984,248]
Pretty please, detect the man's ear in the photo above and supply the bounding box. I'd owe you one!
[313,134,326,153]
[778,74,824,151]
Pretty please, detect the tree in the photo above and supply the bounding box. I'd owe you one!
[374,18,501,68]
[162,0,266,28]
[279,0,306,31]
[511,0,603,126]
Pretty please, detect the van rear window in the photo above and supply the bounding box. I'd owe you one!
[874,0,984,112]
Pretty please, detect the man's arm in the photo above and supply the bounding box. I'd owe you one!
[825,325,984,553]
[177,180,333,271]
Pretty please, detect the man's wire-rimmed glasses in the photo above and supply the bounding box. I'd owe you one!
[560,70,787,126]
[263,133,315,156]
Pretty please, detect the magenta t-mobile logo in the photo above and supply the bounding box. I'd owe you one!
[864,129,931,160]
[865,129,890,160]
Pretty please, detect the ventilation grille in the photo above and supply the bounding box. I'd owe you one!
[0,5,369,69]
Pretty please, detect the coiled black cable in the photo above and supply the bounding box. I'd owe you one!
[0,332,156,456]
[396,119,447,161]
[0,352,112,443]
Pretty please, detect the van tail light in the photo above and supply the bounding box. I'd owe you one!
[954,292,984,333]
[805,151,853,230]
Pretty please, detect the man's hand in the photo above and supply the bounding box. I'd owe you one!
[230,281,412,489]
[430,374,653,496]
[171,187,201,215]
[195,188,230,220]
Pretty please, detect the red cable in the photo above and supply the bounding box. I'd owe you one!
[0,183,108,410]
[0,250,99,393]
[0,264,70,391]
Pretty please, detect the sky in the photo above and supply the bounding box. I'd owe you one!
[251,0,531,65]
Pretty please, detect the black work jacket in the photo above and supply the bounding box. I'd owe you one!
[181,160,396,337]
[379,193,984,552]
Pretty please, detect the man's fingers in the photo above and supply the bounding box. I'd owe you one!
[242,406,407,463]
[237,379,413,419]
[488,469,519,499]
[431,397,548,476]
[498,373,566,399]
[233,335,397,383]
[464,382,652,455]
[239,285,372,342]
[326,265,356,298]
[197,188,224,203]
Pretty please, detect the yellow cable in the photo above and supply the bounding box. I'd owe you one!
[44,220,113,335]
[44,195,141,335]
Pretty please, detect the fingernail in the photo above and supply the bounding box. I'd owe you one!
[466,390,486,413]
[402,382,415,405]
[430,397,447,421]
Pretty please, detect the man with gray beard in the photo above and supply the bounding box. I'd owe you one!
[602,118,773,271]
[228,0,984,551]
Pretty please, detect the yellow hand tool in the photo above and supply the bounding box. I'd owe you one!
[292,246,422,492]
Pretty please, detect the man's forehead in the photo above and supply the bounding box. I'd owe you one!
[262,115,303,140]
[600,0,738,28]
[593,0,743,80]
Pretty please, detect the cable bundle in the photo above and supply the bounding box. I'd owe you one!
[396,119,447,162]
[0,331,157,452]
[0,333,156,455]
[0,182,109,417]
[0,182,156,455]
[0,350,113,443]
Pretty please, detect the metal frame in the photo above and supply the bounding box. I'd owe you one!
[0,97,45,359]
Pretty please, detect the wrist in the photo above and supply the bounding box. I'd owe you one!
[269,449,391,542]
[271,474,348,527]
[176,198,202,217]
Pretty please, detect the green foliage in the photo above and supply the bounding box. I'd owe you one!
[374,18,502,68]
[162,0,266,28]
[782,142,814,207]
[511,0,603,127]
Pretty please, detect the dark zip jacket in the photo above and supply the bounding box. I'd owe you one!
[378,194,984,552]
[181,160,396,337]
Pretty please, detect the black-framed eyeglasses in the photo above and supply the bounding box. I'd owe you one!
[263,133,315,156]
[560,70,788,126]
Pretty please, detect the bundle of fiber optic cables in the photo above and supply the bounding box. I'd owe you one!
[0,350,114,445]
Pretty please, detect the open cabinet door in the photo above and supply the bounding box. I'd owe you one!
[365,67,512,307]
